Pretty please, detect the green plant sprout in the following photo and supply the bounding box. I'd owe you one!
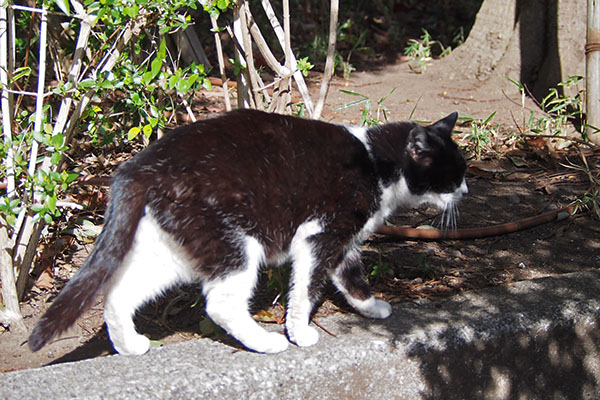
[265,263,291,308]
[461,111,497,159]
[404,29,450,73]
[508,75,585,142]
[417,254,442,281]
[335,88,397,126]
[368,262,394,283]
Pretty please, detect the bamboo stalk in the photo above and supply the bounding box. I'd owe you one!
[14,5,49,300]
[27,5,48,177]
[587,0,600,145]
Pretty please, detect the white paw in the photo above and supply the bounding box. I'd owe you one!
[244,331,290,354]
[288,325,319,347]
[360,299,392,319]
[112,333,151,355]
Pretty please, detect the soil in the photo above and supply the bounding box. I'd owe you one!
[1,54,599,373]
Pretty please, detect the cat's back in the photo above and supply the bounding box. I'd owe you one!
[122,109,372,182]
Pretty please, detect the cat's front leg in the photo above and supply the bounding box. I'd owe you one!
[330,248,392,319]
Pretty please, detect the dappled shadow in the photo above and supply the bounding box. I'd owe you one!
[346,271,600,398]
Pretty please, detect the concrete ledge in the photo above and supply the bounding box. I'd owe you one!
[2,271,600,399]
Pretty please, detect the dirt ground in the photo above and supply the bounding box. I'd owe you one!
[1,54,599,373]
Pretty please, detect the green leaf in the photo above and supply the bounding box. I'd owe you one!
[142,124,152,138]
[176,79,190,94]
[31,204,45,213]
[50,133,64,148]
[65,173,79,184]
[5,214,16,227]
[123,5,139,19]
[33,130,47,144]
[78,78,96,90]
[51,152,62,166]
[142,71,154,85]
[216,0,230,11]
[158,37,167,60]
[150,57,163,79]
[47,195,57,214]
[128,126,141,141]
[52,0,70,15]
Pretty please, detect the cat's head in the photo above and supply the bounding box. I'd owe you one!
[401,112,468,224]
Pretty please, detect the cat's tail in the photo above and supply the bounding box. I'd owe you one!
[28,173,147,351]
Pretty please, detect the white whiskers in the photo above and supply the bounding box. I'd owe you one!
[440,201,459,231]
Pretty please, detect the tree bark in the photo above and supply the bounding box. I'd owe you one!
[443,0,586,102]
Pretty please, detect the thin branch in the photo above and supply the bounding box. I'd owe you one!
[0,2,15,197]
[246,9,287,76]
[63,11,150,145]
[232,5,251,108]
[210,15,232,111]
[52,1,92,139]
[237,1,263,110]
[260,0,314,116]
[0,220,25,331]
[313,0,338,120]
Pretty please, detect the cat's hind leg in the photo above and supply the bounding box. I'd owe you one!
[104,214,196,355]
[330,248,392,319]
[285,220,326,347]
[203,235,289,353]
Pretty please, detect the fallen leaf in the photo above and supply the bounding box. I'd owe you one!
[35,270,54,291]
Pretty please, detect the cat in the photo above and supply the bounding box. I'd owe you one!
[29,109,467,355]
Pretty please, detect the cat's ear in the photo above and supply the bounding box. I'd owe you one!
[429,112,458,136]
[407,127,435,166]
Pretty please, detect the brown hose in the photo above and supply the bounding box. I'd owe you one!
[376,205,576,240]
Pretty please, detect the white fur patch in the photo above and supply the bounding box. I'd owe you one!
[286,219,323,347]
[356,178,411,243]
[203,235,289,353]
[346,125,372,154]
[346,296,392,319]
[415,178,469,210]
[104,211,196,355]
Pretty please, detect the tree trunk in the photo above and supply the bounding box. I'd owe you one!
[443,0,586,102]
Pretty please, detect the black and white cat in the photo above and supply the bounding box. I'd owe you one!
[29,109,467,355]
